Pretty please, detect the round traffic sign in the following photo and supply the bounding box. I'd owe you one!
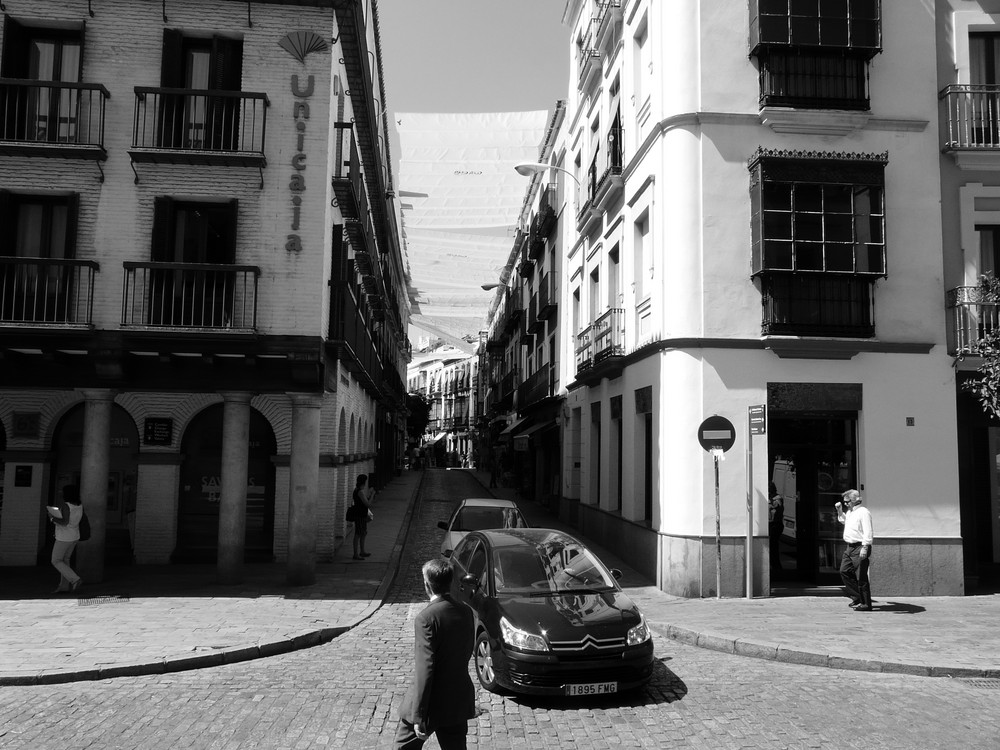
[697,415,736,453]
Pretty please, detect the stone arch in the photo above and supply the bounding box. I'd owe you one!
[338,407,347,454]
[349,414,356,454]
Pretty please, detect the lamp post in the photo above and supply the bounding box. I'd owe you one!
[514,162,581,186]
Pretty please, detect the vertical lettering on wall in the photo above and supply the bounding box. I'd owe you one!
[287,74,313,252]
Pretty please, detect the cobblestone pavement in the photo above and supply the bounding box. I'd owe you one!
[1,470,998,750]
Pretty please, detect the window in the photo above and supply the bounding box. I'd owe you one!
[589,268,600,320]
[980,225,1000,277]
[632,18,649,106]
[634,212,649,300]
[0,192,80,323]
[1,18,83,143]
[750,0,881,110]
[749,149,886,337]
[149,198,238,326]
[158,30,243,150]
[608,246,621,308]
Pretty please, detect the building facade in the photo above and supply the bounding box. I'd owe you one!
[0,0,409,585]
[407,344,476,465]
[504,0,966,597]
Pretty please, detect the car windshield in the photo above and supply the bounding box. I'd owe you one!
[452,506,526,532]
[493,540,617,594]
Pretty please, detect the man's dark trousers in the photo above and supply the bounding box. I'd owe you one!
[393,719,468,750]
[840,543,871,607]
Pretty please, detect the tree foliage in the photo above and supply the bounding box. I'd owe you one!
[962,274,1000,421]
[405,392,432,440]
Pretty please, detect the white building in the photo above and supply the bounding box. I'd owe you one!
[531,0,963,597]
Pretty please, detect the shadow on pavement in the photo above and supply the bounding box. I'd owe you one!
[874,601,926,614]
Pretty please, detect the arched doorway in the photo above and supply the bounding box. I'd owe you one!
[50,403,139,565]
[175,404,276,563]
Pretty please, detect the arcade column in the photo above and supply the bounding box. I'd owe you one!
[287,393,322,585]
[218,392,252,584]
[77,389,115,583]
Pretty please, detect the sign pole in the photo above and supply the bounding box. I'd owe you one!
[714,449,722,600]
[746,409,753,600]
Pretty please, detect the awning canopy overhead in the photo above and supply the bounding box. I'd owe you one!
[396,111,550,346]
[499,416,531,437]
[515,420,556,440]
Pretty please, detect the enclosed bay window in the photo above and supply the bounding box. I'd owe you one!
[749,148,887,337]
[749,0,881,110]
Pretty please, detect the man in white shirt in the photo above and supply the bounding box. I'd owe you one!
[835,489,874,612]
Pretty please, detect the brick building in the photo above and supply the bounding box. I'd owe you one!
[0,0,408,585]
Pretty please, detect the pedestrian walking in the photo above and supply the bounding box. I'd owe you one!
[394,558,477,749]
[49,485,84,593]
[351,474,374,560]
[835,488,874,611]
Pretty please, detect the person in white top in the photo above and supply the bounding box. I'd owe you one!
[835,488,874,612]
[50,484,84,593]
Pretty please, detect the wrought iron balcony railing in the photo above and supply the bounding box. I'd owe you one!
[760,275,875,338]
[121,261,260,330]
[576,324,593,372]
[592,307,626,363]
[0,257,98,326]
[131,87,268,165]
[940,84,1000,150]
[947,285,1000,356]
[0,79,110,159]
[517,362,552,409]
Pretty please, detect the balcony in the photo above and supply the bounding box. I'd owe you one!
[760,275,875,338]
[0,257,99,327]
[576,324,592,372]
[0,79,110,160]
[130,87,269,169]
[500,367,519,399]
[527,222,546,260]
[576,308,626,384]
[526,292,544,335]
[331,123,368,221]
[590,125,624,211]
[940,84,1000,170]
[594,0,624,53]
[538,271,557,320]
[947,286,1000,356]
[517,247,535,278]
[577,19,602,92]
[122,262,260,331]
[502,296,523,335]
[537,183,558,237]
[517,361,552,409]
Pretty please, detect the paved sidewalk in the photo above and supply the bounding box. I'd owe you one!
[1,467,999,685]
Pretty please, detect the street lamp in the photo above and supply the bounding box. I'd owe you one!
[514,162,581,186]
[481,283,502,291]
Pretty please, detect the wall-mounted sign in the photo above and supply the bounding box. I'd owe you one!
[285,74,313,253]
[144,418,173,446]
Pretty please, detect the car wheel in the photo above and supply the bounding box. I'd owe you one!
[474,630,502,693]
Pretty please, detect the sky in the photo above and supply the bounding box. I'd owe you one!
[378,0,571,192]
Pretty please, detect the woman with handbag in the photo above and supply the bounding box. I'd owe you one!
[351,474,374,560]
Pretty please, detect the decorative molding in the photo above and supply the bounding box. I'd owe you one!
[759,107,870,136]
[949,151,1000,172]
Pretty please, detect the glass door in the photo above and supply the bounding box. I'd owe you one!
[769,415,858,584]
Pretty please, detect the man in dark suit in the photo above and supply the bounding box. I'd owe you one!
[394,558,477,749]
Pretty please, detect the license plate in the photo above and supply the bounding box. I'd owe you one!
[566,681,618,696]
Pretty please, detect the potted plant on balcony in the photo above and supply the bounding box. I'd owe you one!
[963,273,1000,420]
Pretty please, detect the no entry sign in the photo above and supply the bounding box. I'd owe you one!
[697,415,736,453]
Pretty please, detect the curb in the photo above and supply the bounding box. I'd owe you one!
[0,473,427,687]
[651,623,1000,679]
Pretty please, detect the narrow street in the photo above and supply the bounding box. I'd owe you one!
[0,470,996,750]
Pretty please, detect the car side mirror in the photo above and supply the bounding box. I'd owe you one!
[610,568,622,581]
[437,521,449,531]
[461,574,480,589]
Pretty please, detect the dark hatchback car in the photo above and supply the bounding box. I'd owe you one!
[448,528,654,697]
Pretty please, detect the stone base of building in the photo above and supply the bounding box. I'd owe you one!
[557,498,965,598]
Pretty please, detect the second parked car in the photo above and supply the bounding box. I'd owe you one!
[437,497,528,557]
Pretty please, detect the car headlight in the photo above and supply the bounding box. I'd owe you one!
[626,615,651,646]
[499,616,549,652]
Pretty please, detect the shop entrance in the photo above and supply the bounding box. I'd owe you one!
[768,414,858,585]
[49,403,138,566]
[174,404,276,563]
